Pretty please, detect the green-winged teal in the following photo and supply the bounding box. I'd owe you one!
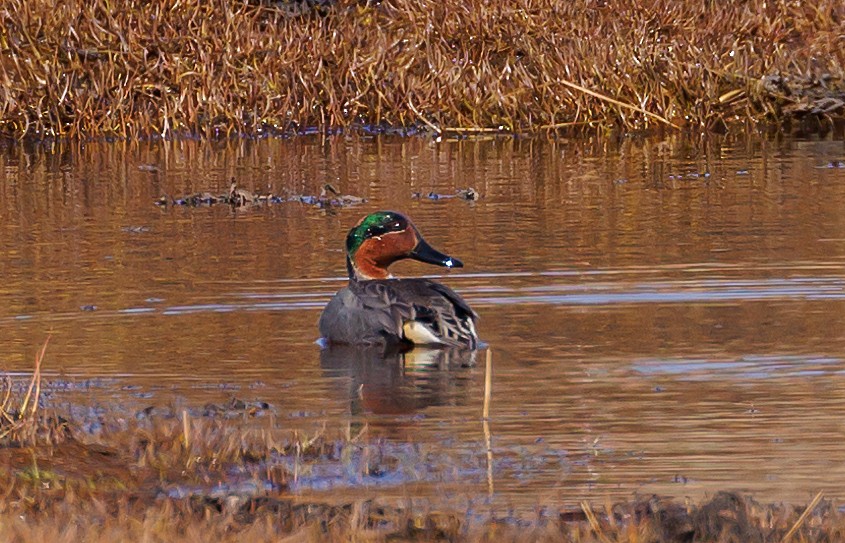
[319,211,478,348]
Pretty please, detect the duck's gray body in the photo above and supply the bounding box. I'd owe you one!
[319,278,478,348]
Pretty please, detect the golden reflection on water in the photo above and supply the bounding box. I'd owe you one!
[1,134,845,506]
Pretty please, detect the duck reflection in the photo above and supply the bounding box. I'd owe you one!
[320,345,477,416]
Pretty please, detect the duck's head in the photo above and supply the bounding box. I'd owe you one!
[345,211,463,281]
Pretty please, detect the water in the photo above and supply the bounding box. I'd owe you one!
[2,134,845,507]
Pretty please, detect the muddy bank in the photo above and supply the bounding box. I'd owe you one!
[0,375,836,542]
[1,478,838,542]
[0,418,838,542]
[1,0,843,139]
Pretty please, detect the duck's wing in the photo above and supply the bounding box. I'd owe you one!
[319,279,478,347]
[399,279,478,348]
[424,280,478,321]
[365,279,476,348]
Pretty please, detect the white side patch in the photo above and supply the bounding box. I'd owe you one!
[403,321,445,345]
[465,318,477,339]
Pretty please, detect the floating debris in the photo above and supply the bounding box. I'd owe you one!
[202,397,271,418]
[189,192,220,205]
[156,180,365,209]
[257,194,285,204]
[121,226,150,234]
[412,191,440,200]
[412,187,480,201]
[667,172,711,180]
[315,183,366,208]
[816,160,845,169]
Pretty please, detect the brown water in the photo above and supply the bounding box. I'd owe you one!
[2,134,845,507]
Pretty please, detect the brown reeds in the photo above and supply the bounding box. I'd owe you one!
[0,0,843,140]
[0,336,49,443]
[0,372,839,543]
[782,490,824,543]
[0,340,840,541]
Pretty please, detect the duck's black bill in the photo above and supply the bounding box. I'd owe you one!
[410,238,463,269]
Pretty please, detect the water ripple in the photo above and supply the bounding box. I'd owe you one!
[3,274,844,324]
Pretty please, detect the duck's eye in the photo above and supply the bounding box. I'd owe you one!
[369,220,404,237]
[367,224,388,238]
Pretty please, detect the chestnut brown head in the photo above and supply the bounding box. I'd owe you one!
[345,211,463,281]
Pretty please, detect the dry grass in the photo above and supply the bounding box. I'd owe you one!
[0,0,843,140]
[0,337,65,445]
[0,379,843,541]
[2,447,845,543]
[1,346,844,541]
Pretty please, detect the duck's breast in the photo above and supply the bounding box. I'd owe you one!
[318,284,403,344]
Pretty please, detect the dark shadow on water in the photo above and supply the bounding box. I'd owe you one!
[320,345,477,416]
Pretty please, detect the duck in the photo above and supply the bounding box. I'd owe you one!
[319,211,478,348]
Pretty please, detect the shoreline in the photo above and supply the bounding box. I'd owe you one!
[0,359,837,542]
[0,401,835,542]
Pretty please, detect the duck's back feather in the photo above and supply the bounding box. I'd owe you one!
[319,278,478,348]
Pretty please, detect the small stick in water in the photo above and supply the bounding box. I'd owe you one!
[182,409,191,450]
[483,349,493,497]
[483,349,492,420]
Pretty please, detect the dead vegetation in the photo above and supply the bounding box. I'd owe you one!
[0,367,840,542]
[0,344,841,541]
[155,180,367,208]
[0,0,843,140]
[0,338,66,446]
[1,422,843,543]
